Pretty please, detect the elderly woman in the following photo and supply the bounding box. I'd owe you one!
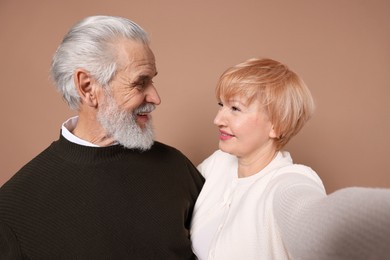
[190,58,390,260]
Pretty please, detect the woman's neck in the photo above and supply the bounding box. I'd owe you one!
[237,148,277,178]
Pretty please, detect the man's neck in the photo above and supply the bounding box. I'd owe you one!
[72,114,116,147]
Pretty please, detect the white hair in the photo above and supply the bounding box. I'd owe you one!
[97,88,155,151]
[50,15,150,110]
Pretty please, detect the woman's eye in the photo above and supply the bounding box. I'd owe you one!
[217,102,223,107]
[231,106,240,111]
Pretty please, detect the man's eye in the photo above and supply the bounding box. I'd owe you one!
[231,106,240,111]
[140,80,148,86]
[217,102,223,107]
[134,80,148,90]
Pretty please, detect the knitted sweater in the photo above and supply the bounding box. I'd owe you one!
[0,135,204,259]
[191,150,390,260]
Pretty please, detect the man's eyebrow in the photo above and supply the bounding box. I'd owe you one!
[134,71,158,81]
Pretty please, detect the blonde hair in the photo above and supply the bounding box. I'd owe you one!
[216,58,315,150]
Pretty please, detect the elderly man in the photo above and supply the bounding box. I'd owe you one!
[0,15,204,259]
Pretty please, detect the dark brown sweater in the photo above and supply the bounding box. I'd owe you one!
[0,135,204,259]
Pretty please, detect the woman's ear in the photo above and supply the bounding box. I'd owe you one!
[269,125,279,139]
[74,69,98,107]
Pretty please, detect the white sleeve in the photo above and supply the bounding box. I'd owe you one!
[197,150,229,179]
[273,177,390,260]
[197,158,209,179]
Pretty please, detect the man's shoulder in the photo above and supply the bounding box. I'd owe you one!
[149,141,198,168]
[0,140,61,191]
[152,140,174,149]
[151,141,183,156]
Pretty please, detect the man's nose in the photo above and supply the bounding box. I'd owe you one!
[145,85,161,105]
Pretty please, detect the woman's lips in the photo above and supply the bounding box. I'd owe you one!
[219,130,234,141]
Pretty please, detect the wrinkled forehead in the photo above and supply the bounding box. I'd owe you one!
[115,39,156,71]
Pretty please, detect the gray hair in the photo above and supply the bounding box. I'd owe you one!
[50,15,150,110]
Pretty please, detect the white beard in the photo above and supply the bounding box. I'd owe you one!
[97,91,155,151]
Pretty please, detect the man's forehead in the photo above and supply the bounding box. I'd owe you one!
[121,55,157,75]
[116,39,156,69]
[124,60,157,75]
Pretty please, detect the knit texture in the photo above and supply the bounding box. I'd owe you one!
[274,185,390,260]
[191,150,325,259]
[0,135,204,259]
[191,150,390,260]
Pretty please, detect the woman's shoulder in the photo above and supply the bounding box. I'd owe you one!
[197,150,236,178]
[269,151,325,191]
[199,150,235,167]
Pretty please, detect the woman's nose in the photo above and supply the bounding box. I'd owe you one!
[213,109,225,126]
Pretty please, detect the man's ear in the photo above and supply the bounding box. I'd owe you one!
[74,69,98,107]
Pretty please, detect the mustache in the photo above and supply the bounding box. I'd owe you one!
[134,103,156,114]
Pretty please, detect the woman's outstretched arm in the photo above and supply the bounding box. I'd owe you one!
[274,174,390,260]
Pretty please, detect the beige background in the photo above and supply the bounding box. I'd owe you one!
[1,0,389,193]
